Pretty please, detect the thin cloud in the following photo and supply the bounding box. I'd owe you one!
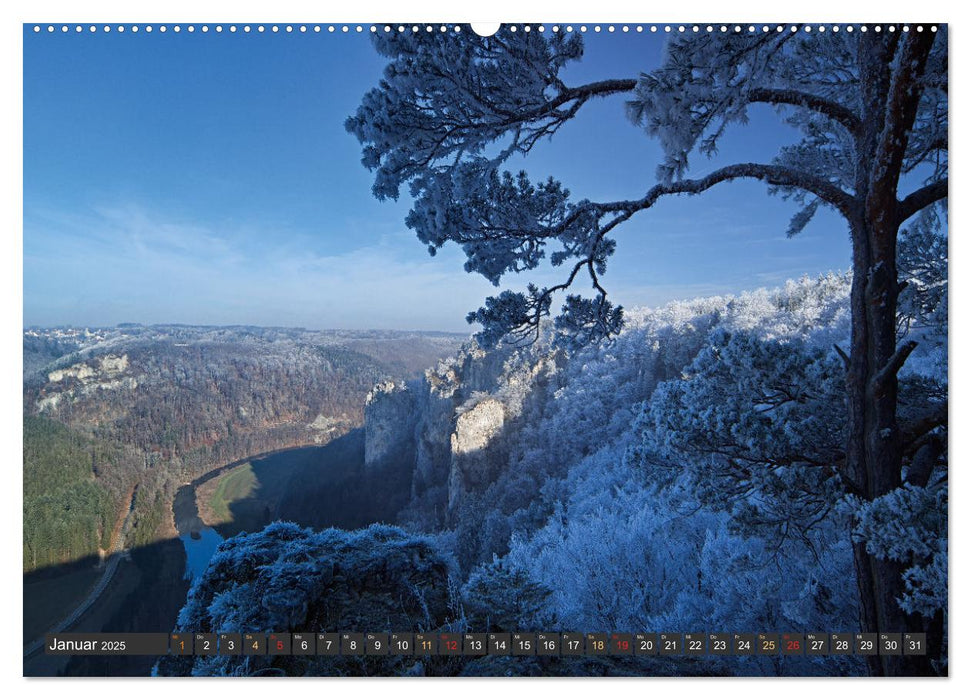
[23,202,501,332]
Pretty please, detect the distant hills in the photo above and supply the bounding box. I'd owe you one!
[22,324,467,572]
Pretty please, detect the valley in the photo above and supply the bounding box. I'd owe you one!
[22,324,466,675]
[22,275,949,676]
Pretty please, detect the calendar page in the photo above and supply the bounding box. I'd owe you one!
[22,20,948,679]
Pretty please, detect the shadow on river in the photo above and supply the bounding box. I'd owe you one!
[25,428,414,677]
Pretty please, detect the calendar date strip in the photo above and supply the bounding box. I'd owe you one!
[45,631,927,656]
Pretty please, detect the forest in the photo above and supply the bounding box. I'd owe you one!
[24,24,948,679]
[163,268,946,676]
[22,326,464,572]
[159,25,948,677]
[23,416,119,570]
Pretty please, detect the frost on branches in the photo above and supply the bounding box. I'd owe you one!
[349,28,945,352]
[158,270,946,676]
[348,25,947,675]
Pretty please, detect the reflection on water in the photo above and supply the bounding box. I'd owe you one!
[179,527,223,581]
[172,484,224,582]
[170,442,363,583]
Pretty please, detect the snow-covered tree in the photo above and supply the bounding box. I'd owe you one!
[628,329,847,544]
[349,27,947,675]
[505,446,863,676]
[157,522,454,677]
[897,205,947,340]
[461,558,555,631]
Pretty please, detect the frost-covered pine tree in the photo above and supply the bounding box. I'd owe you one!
[348,26,947,675]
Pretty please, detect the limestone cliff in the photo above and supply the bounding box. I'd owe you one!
[363,379,417,473]
[448,397,506,510]
[364,339,557,526]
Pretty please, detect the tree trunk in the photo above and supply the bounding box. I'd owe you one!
[846,218,935,675]
[845,32,939,676]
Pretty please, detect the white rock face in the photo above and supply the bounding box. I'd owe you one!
[360,339,556,524]
[307,413,352,443]
[99,354,129,374]
[308,413,334,430]
[36,393,62,412]
[364,380,417,471]
[448,398,505,510]
[48,363,95,383]
[451,398,505,455]
[48,354,129,383]
[410,345,506,514]
[39,354,137,413]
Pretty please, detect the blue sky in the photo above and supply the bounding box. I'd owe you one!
[23,26,852,332]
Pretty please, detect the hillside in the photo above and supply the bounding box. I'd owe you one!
[164,273,948,676]
[22,325,466,572]
[23,416,121,570]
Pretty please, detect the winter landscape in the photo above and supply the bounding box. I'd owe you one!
[23,24,947,677]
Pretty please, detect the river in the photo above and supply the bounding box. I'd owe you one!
[169,438,368,583]
[168,445,315,582]
[172,484,224,581]
[27,433,385,676]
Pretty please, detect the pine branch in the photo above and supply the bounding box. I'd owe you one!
[833,344,851,371]
[868,31,938,204]
[483,161,858,346]
[606,162,856,220]
[897,177,948,224]
[497,78,637,128]
[747,87,861,134]
[874,340,918,389]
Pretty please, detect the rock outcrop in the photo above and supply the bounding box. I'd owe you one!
[156,522,453,677]
[370,339,557,526]
[363,380,417,473]
[448,397,506,510]
[39,354,139,413]
[48,353,129,383]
